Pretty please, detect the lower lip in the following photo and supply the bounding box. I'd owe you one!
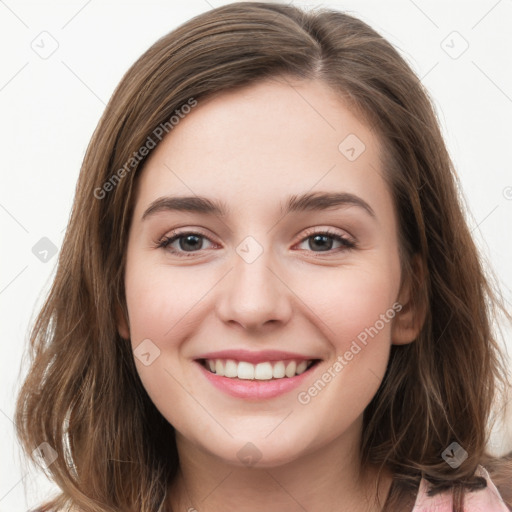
[196,361,318,400]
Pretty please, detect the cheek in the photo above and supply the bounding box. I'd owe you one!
[124,262,223,417]
[124,260,199,344]
[292,270,398,434]
[124,267,197,427]
[304,266,399,348]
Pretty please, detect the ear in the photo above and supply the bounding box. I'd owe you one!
[391,254,427,345]
[116,301,130,340]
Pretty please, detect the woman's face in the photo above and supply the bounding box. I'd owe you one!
[120,77,412,467]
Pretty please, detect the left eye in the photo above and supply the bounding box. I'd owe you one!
[156,229,355,257]
[296,231,355,252]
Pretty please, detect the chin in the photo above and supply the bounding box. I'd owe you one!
[198,431,315,469]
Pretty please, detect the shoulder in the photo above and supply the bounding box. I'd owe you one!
[484,455,512,510]
[413,465,511,511]
[473,466,511,511]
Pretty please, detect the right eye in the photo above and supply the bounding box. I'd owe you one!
[157,230,217,257]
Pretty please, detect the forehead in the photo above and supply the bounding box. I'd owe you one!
[133,77,389,221]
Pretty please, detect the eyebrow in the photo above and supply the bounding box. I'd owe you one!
[141,191,375,221]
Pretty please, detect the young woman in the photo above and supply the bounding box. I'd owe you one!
[15,2,512,511]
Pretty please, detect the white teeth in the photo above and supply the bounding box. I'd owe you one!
[254,362,273,380]
[215,360,225,377]
[203,358,315,380]
[272,361,285,379]
[285,361,296,378]
[296,361,308,375]
[224,359,238,378]
[237,361,254,380]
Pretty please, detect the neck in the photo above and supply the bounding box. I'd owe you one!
[167,420,393,512]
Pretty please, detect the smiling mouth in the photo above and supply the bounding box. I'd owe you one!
[197,358,321,380]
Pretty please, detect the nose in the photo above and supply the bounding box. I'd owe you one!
[215,243,293,333]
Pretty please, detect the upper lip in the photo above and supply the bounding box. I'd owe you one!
[195,349,320,365]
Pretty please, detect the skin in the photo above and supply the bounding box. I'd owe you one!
[118,76,422,512]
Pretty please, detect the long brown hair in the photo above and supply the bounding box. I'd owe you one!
[15,2,511,511]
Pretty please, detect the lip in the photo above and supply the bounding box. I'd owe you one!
[195,358,321,400]
[194,349,316,365]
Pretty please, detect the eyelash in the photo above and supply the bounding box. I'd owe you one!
[155,227,356,258]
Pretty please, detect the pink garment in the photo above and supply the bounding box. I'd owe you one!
[412,465,509,511]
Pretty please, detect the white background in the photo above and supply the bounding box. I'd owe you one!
[1,0,511,510]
